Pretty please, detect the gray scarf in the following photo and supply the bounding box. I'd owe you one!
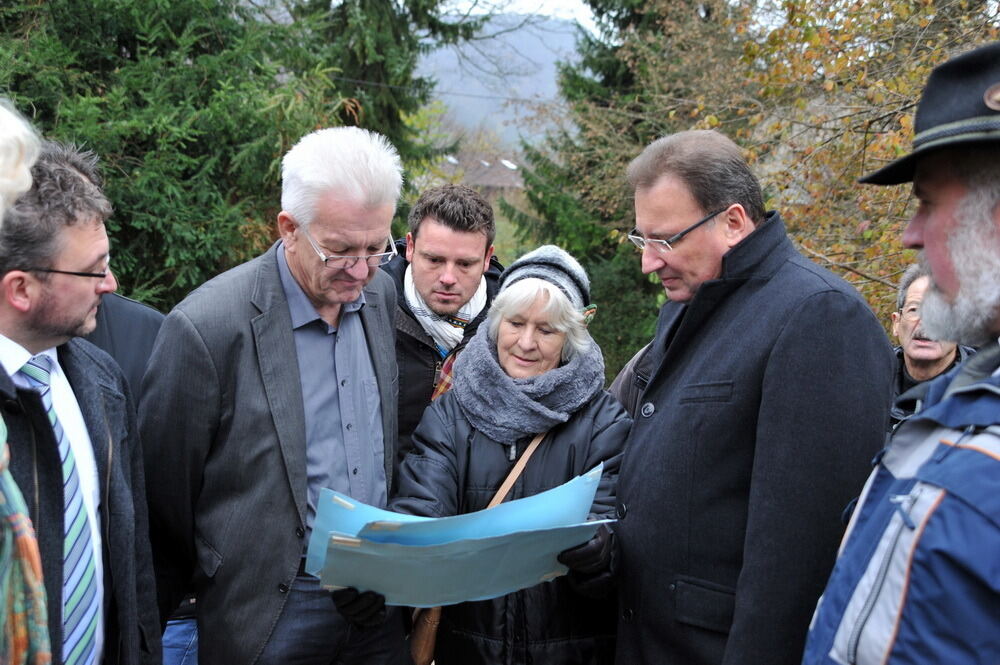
[451,322,605,444]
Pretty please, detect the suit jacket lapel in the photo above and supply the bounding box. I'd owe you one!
[250,244,308,525]
[360,278,395,483]
[58,342,113,492]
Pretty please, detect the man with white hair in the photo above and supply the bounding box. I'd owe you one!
[140,127,407,664]
[802,41,1000,664]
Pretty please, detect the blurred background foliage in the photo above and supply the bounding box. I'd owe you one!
[2,0,997,381]
[504,0,998,380]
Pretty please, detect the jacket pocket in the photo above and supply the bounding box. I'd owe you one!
[674,576,735,633]
[195,532,222,579]
[679,380,734,404]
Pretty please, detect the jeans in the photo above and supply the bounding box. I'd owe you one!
[257,574,410,665]
[162,618,199,665]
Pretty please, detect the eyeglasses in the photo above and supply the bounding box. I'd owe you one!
[298,224,396,269]
[628,207,729,253]
[27,255,111,280]
[899,304,921,322]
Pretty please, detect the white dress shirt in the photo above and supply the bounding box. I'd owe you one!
[0,334,105,661]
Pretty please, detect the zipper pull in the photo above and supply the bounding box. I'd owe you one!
[889,493,917,529]
[508,443,516,462]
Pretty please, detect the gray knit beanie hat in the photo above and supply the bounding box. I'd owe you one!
[498,245,591,310]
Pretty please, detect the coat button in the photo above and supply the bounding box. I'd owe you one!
[2,399,21,414]
[622,608,634,622]
[295,527,305,538]
[640,402,655,417]
[616,503,627,519]
[278,583,289,593]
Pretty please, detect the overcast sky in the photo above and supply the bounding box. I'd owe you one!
[444,0,597,33]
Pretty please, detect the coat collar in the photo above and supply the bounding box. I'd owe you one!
[911,343,1000,429]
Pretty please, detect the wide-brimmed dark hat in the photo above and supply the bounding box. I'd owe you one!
[860,41,1000,185]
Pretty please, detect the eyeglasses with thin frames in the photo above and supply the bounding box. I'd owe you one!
[899,304,921,322]
[628,207,729,253]
[27,255,111,280]
[298,223,397,269]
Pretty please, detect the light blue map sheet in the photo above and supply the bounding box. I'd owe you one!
[305,464,610,606]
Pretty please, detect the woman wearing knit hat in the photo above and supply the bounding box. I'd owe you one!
[389,244,630,665]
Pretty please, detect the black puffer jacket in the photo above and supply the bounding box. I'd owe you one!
[391,389,631,665]
[380,239,503,460]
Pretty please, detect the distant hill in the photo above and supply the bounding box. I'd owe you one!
[417,14,582,148]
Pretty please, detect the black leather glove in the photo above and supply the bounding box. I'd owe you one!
[331,588,388,628]
[557,524,616,598]
[558,524,613,574]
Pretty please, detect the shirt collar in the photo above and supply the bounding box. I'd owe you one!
[0,333,58,378]
[276,241,366,331]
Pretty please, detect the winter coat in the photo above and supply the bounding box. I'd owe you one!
[390,389,631,665]
[0,339,162,665]
[380,240,503,460]
[888,343,976,430]
[802,344,1000,664]
[613,212,895,665]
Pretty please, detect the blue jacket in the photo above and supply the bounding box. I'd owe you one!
[802,344,1000,665]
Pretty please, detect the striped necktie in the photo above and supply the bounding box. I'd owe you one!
[19,355,99,665]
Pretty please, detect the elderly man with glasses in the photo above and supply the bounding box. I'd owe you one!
[140,127,409,665]
[887,263,975,431]
[609,129,894,665]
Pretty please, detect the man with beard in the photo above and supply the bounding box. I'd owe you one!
[0,141,162,664]
[801,41,1000,665]
[380,184,502,457]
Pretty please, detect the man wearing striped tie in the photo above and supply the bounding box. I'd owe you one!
[0,141,162,665]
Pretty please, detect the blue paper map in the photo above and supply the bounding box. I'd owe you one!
[305,464,611,607]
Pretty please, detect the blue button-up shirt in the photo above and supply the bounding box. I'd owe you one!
[276,244,386,533]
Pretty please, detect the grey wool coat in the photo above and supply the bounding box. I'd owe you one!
[0,339,162,665]
[139,242,398,665]
[612,213,895,665]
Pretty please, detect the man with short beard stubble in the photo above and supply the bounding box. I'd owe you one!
[802,41,1000,665]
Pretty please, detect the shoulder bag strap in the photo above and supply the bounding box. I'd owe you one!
[487,431,547,509]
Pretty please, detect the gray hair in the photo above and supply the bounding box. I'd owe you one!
[0,141,112,276]
[896,263,929,311]
[280,127,403,226]
[915,145,1000,346]
[627,129,766,224]
[0,100,40,219]
[407,184,495,248]
[487,278,590,362]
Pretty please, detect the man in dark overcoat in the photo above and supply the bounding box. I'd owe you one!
[611,129,894,665]
[0,141,162,664]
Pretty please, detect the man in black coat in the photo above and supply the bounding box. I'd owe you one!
[611,130,894,665]
[85,292,164,398]
[0,142,161,664]
[380,184,502,459]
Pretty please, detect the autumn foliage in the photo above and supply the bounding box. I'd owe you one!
[512,0,998,375]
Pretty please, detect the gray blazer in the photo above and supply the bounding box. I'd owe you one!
[139,242,398,665]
